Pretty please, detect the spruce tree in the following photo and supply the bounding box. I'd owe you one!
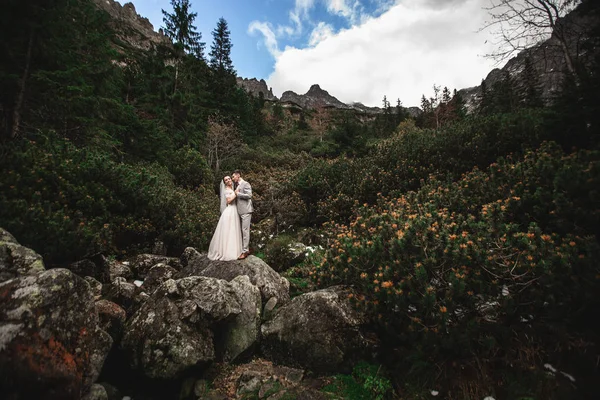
[209,18,235,75]
[395,98,407,125]
[161,0,205,59]
[208,17,237,112]
[523,56,543,108]
[478,79,491,115]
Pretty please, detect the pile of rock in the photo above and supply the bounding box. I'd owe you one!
[0,227,372,399]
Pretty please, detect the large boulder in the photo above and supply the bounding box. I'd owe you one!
[178,254,290,305]
[121,276,255,379]
[261,286,368,374]
[0,227,45,282]
[222,275,261,362]
[0,268,112,399]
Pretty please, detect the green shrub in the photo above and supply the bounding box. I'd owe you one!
[293,109,549,225]
[310,142,600,396]
[167,145,213,189]
[263,234,302,272]
[321,362,392,400]
[0,133,218,264]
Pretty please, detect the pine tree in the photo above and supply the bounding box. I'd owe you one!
[209,18,235,75]
[208,17,237,112]
[161,0,205,59]
[523,56,543,108]
[450,89,466,120]
[491,71,517,113]
[442,86,452,104]
[420,95,431,113]
[478,79,491,115]
[395,98,407,125]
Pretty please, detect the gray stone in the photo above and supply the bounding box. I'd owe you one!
[262,297,278,321]
[91,0,171,52]
[281,84,349,110]
[0,234,45,283]
[237,371,263,396]
[128,254,181,280]
[261,286,368,374]
[179,246,204,270]
[109,262,133,282]
[98,382,121,400]
[84,276,103,299]
[178,254,290,305]
[82,383,108,400]
[237,77,278,101]
[273,365,304,385]
[121,276,242,379]
[0,227,17,243]
[222,275,261,362]
[105,279,137,311]
[95,299,127,340]
[69,254,111,283]
[259,381,280,399]
[0,268,112,398]
[141,263,178,294]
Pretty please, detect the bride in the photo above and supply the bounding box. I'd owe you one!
[207,175,243,261]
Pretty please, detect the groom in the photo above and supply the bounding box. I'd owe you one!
[232,170,252,259]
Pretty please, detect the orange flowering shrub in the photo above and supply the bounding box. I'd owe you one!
[311,142,600,360]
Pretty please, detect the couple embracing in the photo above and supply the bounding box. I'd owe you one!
[207,170,253,261]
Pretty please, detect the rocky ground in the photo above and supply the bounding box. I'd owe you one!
[0,227,374,399]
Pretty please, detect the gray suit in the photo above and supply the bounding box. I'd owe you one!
[235,179,253,253]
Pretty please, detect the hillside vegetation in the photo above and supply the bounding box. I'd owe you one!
[1,0,599,398]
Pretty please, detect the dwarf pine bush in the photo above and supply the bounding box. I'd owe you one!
[0,133,218,264]
[294,109,548,226]
[311,141,599,367]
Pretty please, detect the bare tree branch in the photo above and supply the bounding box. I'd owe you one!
[205,116,243,174]
[481,0,580,76]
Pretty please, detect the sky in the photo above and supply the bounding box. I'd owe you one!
[117,0,502,107]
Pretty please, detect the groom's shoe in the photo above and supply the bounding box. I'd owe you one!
[238,252,248,260]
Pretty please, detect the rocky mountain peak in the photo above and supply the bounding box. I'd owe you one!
[280,84,349,110]
[458,1,599,113]
[236,77,278,101]
[306,84,326,96]
[92,0,170,51]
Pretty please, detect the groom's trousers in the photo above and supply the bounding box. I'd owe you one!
[241,213,252,253]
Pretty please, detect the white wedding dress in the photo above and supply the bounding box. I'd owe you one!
[207,188,243,261]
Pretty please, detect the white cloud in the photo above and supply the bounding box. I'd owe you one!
[248,21,281,57]
[325,0,362,23]
[250,0,367,57]
[266,0,498,107]
[308,22,335,46]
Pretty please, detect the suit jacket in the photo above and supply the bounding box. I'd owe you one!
[236,179,253,215]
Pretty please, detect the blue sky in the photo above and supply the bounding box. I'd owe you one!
[118,1,501,107]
